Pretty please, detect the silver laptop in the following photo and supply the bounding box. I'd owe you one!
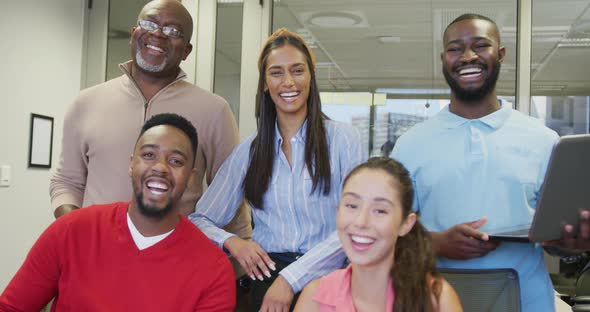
[488,134,590,243]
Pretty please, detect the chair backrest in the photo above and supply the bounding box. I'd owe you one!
[572,262,590,311]
[439,268,521,312]
[576,261,590,296]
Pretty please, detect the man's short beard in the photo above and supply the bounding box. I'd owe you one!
[135,192,173,220]
[443,60,501,103]
[135,50,167,73]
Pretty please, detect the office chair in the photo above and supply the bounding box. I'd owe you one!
[572,260,590,311]
[439,268,521,312]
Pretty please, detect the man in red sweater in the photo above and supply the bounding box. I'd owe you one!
[0,113,235,311]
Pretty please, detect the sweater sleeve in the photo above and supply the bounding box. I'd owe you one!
[0,220,63,311]
[203,97,239,184]
[193,256,236,312]
[49,97,88,210]
[198,96,252,242]
[189,141,251,248]
[189,143,249,248]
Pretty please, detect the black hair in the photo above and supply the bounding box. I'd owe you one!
[243,28,331,209]
[443,13,500,44]
[137,113,198,164]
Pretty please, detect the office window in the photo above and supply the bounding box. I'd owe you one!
[320,93,373,158]
[530,1,590,135]
[214,1,244,120]
[106,2,145,80]
[272,0,517,153]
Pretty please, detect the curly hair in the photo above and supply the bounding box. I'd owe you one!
[137,113,198,165]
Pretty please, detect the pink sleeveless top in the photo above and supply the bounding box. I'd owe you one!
[312,265,395,312]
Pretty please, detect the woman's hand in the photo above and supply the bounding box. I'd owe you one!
[223,236,276,281]
[260,276,295,312]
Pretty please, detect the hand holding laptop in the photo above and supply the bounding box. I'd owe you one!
[543,209,590,254]
[432,217,500,260]
[489,134,590,243]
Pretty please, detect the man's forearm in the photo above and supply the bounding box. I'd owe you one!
[54,204,79,219]
[430,230,445,257]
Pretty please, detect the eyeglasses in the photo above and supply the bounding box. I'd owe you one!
[137,19,184,39]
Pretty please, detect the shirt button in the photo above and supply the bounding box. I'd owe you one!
[291,138,296,143]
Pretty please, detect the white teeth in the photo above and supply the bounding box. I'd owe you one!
[351,235,375,244]
[459,67,482,75]
[147,181,168,191]
[280,92,299,97]
[146,45,164,53]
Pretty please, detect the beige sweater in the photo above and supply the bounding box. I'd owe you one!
[50,61,251,258]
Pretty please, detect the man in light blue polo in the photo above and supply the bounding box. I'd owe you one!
[391,14,558,311]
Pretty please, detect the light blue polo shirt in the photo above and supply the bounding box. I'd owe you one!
[392,101,559,312]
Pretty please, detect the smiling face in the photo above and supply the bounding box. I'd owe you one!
[264,44,312,121]
[130,0,193,76]
[441,18,505,103]
[337,168,416,269]
[129,125,194,219]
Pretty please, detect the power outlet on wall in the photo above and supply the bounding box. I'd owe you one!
[0,165,11,187]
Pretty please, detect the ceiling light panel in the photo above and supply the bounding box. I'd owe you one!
[300,11,369,28]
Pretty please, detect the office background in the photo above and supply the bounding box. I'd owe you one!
[1,0,589,292]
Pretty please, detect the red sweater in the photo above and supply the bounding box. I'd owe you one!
[0,202,235,312]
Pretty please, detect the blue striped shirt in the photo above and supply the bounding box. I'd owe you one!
[190,119,365,292]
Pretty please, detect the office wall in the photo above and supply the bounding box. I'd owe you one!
[0,1,85,290]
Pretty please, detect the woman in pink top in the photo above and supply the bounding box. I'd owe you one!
[295,157,462,311]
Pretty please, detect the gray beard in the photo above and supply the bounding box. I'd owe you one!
[135,50,167,73]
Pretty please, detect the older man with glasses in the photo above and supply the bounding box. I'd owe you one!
[49,0,251,288]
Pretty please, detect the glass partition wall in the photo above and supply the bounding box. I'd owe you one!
[106,1,146,80]
[101,0,590,142]
[271,0,518,156]
[531,1,590,135]
[214,1,244,120]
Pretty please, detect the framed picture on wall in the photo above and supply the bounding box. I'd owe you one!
[28,113,54,169]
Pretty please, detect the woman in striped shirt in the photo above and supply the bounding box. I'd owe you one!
[190,28,365,311]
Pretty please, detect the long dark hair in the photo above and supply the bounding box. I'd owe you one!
[243,28,331,209]
[342,157,441,312]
